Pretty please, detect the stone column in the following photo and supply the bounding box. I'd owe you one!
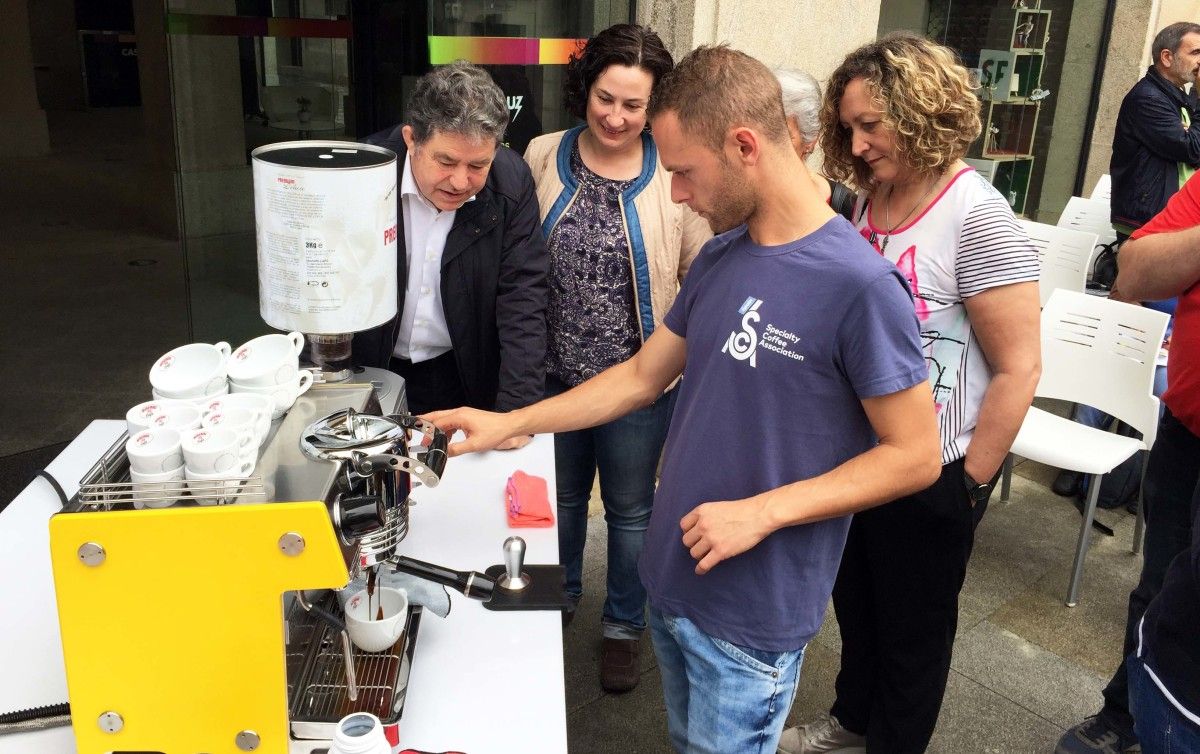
[0,0,51,156]
[639,0,881,83]
[166,0,254,239]
[26,0,86,111]
[1033,0,1108,222]
[1079,0,1160,198]
[132,0,182,237]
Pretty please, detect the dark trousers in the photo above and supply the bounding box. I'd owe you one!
[830,459,989,753]
[1099,409,1199,737]
[389,350,467,415]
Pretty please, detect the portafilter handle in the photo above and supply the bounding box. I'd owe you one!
[351,415,448,488]
[392,555,495,601]
[388,414,449,480]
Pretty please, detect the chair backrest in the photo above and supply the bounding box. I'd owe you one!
[1020,219,1099,307]
[1037,289,1169,447]
[1057,196,1117,248]
[1090,174,1112,202]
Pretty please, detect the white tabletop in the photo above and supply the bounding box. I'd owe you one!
[0,423,566,754]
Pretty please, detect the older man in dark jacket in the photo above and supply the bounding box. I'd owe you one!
[353,62,547,431]
[1110,22,1200,237]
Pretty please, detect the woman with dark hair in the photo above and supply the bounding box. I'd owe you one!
[523,23,710,693]
[779,33,1041,754]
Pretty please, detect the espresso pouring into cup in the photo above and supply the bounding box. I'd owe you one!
[343,586,408,652]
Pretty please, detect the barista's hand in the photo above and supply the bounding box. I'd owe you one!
[422,407,521,457]
[496,434,533,451]
[679,496,774,575]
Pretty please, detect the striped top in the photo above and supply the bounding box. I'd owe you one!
[855,168,1039,464]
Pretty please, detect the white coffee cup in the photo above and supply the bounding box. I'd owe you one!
[154,382,230,402]
[129,464,185,509]
[182,426,254,474]
[126,399,190,436]
[149,342,231,397]
[199,394,273,441]
[184,461,254,505]
[228,332,305,387]
[147,402,203,433]
[344,586,408,652]
[126,428,184,475]
[202,407,263,459]
[230,370,314,419]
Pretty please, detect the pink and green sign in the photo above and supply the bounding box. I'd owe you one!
[428,36,585,66]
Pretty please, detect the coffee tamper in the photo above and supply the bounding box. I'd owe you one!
[482,535,570,611]
[497,536,531,591]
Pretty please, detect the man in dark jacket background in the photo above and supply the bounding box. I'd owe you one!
[353,61,547,438]
[1110,21,1200,238]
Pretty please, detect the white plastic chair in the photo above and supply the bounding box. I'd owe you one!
[1020,219,1100,307]
[1057,196,1117,249]
[998,289,1168,606]
[1090,174,1112,202]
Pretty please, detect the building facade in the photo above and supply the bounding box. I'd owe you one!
[6,0,1197,340]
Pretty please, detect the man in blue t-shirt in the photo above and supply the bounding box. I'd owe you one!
[426,46,941,752]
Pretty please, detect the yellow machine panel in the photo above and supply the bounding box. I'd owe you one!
[49,501,348,754]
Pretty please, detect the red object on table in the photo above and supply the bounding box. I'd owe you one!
[505,470,553,528]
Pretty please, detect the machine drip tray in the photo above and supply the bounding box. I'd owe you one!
[287,595,421,741]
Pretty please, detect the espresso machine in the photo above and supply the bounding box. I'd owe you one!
[48,383,443,754]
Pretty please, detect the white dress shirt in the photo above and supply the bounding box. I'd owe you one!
[392,156,473,362]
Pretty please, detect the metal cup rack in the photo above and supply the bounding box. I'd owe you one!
[71,432,267,512]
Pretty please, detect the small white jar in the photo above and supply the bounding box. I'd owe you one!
[329,712,391,754]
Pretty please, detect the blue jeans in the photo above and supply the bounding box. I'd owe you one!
[547,376,676,638]
[1128,654,1200,753]
[649,608,805,754]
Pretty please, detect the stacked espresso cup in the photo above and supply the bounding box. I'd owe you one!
[127,332,311,507]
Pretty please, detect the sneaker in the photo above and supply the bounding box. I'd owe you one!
[1055,716,1140,753]
[1053,470,1083,497]
[777,716,866,754]
[599,637,640,693]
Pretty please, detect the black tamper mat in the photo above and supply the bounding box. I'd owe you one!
[482,564,572,611]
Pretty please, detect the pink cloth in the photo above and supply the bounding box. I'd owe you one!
[505,471,553,528]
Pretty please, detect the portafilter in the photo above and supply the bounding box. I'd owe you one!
[300,408,448,568]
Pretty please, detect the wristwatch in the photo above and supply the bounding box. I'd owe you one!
[963,469,992,506]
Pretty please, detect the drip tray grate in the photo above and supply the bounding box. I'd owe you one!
[288,597,421,729]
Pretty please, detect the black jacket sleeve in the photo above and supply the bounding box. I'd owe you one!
[491,150,548,412]
[1129,86,1200,166]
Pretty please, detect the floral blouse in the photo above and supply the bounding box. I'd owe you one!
[544,142,642,386]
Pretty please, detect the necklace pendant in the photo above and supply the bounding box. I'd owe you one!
[880,235,890,253]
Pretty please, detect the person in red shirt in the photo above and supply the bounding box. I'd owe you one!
[1057,172,1200,753]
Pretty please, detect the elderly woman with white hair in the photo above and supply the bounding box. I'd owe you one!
[775,67,857,220]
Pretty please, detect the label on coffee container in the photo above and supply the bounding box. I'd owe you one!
[252,143,398,334]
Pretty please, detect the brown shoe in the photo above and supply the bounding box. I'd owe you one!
[600,637,641,693]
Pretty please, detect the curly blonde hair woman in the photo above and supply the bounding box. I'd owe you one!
[820,32,981,191]
[779,32,1043,754]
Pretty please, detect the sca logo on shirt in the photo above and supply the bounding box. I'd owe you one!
[722,296,763,367]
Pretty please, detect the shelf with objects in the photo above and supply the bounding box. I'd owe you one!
[984,6,1051,52]
[977,100,1041,158]
[966,4,1052,216]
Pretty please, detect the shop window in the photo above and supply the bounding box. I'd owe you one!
[887,0,1101,222]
